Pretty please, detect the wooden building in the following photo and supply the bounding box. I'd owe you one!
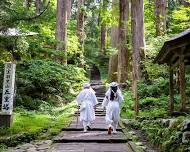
[154,28,190,113]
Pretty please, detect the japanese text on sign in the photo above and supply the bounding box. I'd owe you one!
[1,63,16,114]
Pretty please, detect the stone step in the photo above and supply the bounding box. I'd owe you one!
[97,101,103,103]
[93,87,106,92]
[49,143,130,152]
[61,128,122,131]
[95,92,106,96]
[53,131,129,143]
[74,114,106,116]
[97,97,104,100]
[95,114,106,116]
[96,95,105,98]
[74,108,104,114]
[90,80,103,85]
[54,138,128,143]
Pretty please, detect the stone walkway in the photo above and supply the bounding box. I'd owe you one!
[49,81,131,152]
[9,81,133,152]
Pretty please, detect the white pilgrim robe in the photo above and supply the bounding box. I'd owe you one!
[76,88,98,123]
[102,88,123,129]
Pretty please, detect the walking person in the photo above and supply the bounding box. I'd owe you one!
[76,83,98,132]
[102,82,123,134]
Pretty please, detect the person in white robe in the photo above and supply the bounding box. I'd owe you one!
[76,83,98,132]
[102,82,123,134]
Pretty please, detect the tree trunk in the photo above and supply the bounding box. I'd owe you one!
[179,54,186,111]
[67,0,72,19]
[100,0,109,55]
[35,0,41,15]
[55,0,69,64]
[100,25,107,55]
[108,53,118,82]
[169,65,174,114]
[131,0,145,115]
[179,0,190,6]
[111,27,119,48]
[24,0,32,9]
[77,0,85,66]
[63,0,68,64]
[109,0,119,81]
[111,0,119,48]
[154,0,167,36]
[117,0,129,83]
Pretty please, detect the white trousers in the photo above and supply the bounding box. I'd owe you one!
[105,101,120,131]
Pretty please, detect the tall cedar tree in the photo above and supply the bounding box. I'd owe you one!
[131,0,145,115]
[100,0,108,55]
[154,0,167,36]
[35,0,41,15]
[117,0,129,83]
[55,0,70,64]
[77,0,85,66]
[109,0,119,82]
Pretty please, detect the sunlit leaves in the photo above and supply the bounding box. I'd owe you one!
[170,6,190,33]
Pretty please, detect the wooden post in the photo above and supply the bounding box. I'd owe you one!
[133,79,139,115]
[169,65,174,114]
[179,55,186,111]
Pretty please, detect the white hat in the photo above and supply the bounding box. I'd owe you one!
[83,83,90,88]
[109,82,119,87]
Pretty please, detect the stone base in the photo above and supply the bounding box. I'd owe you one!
[0,113,13,128]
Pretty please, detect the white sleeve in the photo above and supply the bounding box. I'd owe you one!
[76,91,84,105]
[105,88,110,97]
[91,92,98,106]
[102,88,110,108]
[102,97,108,108]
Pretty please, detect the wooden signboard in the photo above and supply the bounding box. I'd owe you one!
[0,62,16,127]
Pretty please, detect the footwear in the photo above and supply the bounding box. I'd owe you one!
[113,130,117,134]
[108,126,113,135]
[83,127,87,133]
[87,126,91,130]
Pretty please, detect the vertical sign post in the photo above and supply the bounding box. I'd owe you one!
[0,62,16,127]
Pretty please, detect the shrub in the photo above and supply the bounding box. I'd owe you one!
[138,78,169,98]
[140,96,168,110]
[0,60,87,110]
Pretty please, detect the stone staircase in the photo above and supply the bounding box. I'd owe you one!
[74,80,106,117]
[91,80,106,116]
[50,80,132,152]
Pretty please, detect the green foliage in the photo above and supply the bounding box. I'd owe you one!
[0,144,7,152]
[0,101,76,147]
[140,96,168,110]
[122,115,189,152]
[121,78,169,118]
[137,117,190,152]
[0,0,50,29]
[144,0,156,37]
[0,60,87,110]
[122,91,133,111]
[138,78,169,98]
[169,6,190,33]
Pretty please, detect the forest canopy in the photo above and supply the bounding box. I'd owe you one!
[0,0,190,151]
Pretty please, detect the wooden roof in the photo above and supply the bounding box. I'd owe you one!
[154,28,190,65]
[0,28,38,37]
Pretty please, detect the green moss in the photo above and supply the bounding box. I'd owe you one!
[0,101,76,147]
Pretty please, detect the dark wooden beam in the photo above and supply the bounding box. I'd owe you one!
[179,54,187,111]
[169,65,174,114]
[158,44,188,64]
[170,52,179,64]
[167,47,185,62]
